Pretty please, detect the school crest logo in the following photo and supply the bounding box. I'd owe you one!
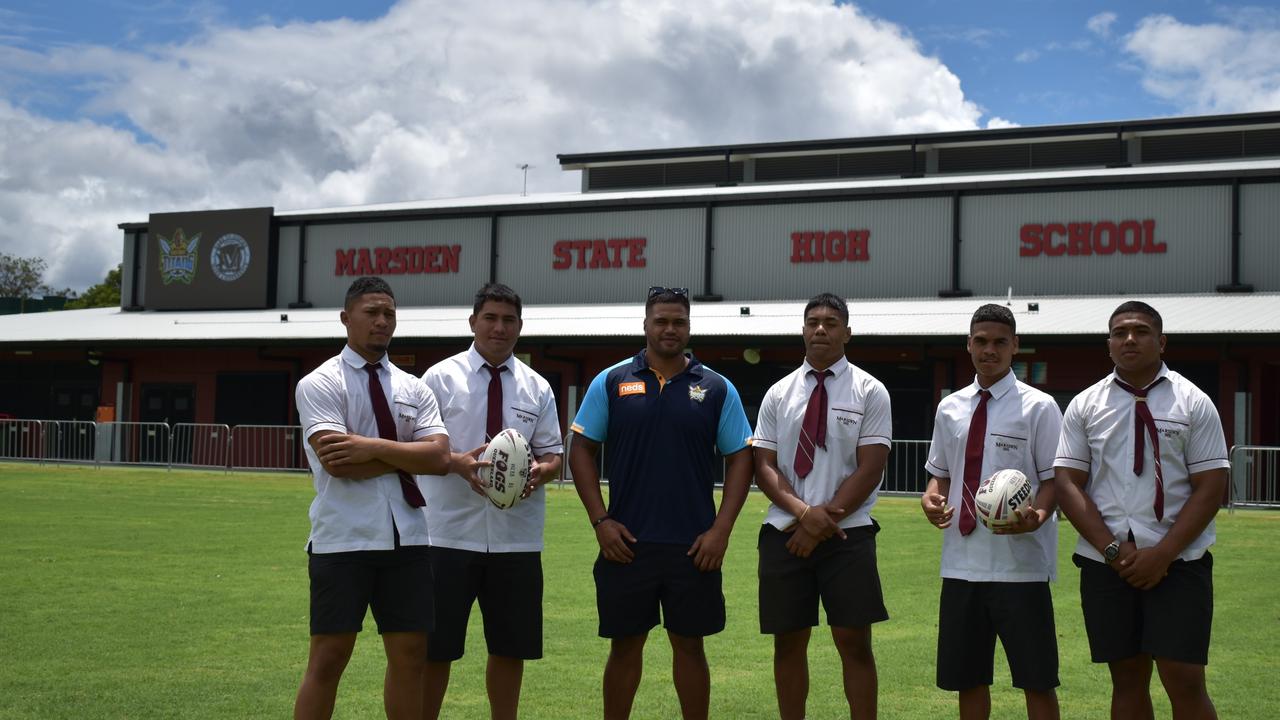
[688,385,707,403]
[210,233,251,282]
[157,228,201,285]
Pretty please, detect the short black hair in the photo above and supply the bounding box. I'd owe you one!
[344,276,394,309]
[645,288,690,314]
[803,292,848,325]
[1110,300,1162,334]
[970,303,1016,335]
[473,282,522,317]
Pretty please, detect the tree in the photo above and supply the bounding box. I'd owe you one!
[65,264,122,309]
[0,253,48,298]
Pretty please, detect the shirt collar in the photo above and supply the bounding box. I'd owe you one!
[970,369,1017,400]
[341,344,388,371]
[801,356,849,380]
[1107,362,1170,391]
[467,343,515,374]
[631,348,702,379]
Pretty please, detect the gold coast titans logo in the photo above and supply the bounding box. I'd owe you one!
[157,228,201,285]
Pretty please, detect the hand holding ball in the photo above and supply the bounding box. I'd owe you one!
[973,469,1032,530]
[479,428,533,509]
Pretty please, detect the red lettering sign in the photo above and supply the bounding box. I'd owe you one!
[333,245,462,276]
[552,238,647,270]
[789,230,870,263]
[1019,220,1165,257]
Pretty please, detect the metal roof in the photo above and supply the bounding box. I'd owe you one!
[557,109,1280,167]
[4,293,1277,346]
[118,157,1280,230]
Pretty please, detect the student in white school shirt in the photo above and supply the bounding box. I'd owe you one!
[920,303,1062,720]
[1055,301,1229,720]
[753,293,892,720]
[293,276,451,720]
[419,283,563,720]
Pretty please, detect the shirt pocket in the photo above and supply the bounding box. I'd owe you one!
[1153,409,1191,455]
[392,395,420,440]
[509,404,541,437]
[986,430,1028,471]
[828,403,865,449]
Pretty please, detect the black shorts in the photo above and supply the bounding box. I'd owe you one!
[1074,552,1214,665]
[757,522,889,635]
[593,542,725,638]
[308,545,434,635]
[936,579,1059,691]
[427,547,543,662]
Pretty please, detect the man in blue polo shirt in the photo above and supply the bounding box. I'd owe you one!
[569,286,754,720]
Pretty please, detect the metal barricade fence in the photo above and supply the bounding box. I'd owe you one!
[96,422,170,465]
[883,439,931,495]
[230,425,308,471]
[1229,445,1280,509]
[0,419,44,462]
[44,420,97,463]
[171,423,231,470]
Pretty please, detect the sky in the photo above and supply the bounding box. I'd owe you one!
[2,0,1279,293]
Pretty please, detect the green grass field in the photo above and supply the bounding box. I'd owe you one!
[1,462,1277,719]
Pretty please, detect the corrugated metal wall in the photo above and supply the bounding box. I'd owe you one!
[1241,183,1280,291]
[303,218,490,308]
[960,186,1231,296]
[712,198,951,301]
[274,225,299,308]
[495,208,705,304]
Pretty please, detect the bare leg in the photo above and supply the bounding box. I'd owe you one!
[957,686,990,720]
[831,625,877,720]
[486,655,524,720]
[295,633,357,720]
[1023,687,1059,720]
[420,660,450,720]
[382,632,428,720]
[1108,654,1155,720]
[603,634,647,720]
[1155,657,1216,720]
[668,631,710,720]
[773,628,811,720]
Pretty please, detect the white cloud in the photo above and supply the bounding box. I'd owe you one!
[1124,13,1280,114]
[1087,12,1118,39]
[0,0,987,291]
[984,116,1020,129]
[1015,49,1039,63]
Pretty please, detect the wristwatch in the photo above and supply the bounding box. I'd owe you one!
[1103,541,1121,565]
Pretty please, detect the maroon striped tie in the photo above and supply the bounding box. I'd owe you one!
[793,369,832,479]
[958,389,991,536]
[364,363,426,508]
[1113,376,1169,521]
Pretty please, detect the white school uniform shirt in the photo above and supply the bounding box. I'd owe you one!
[421,345,564,553]
[1054,364,1230,562]
[754,358,893,530]
[924,371,1062,582]
[296,345,448,553]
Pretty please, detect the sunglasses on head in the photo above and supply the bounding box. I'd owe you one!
[647,286,689,298]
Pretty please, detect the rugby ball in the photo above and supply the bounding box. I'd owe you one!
[974,468,1032,529]
[479,428,533,510]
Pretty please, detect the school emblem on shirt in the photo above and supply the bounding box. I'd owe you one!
[688,385,707,403]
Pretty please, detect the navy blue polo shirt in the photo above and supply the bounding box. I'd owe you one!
[571,350,753,546]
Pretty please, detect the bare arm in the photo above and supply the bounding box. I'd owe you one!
[753,446,844,540]
[314,431,450,476]
[1119,467,1227,589]
[1054,466,1117,554]
[921,475,954,529]
[828,443,890,524]
[523,451,564,497]
[569,433,635,563]
[688,448,752,571]
[308,430,395,479]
